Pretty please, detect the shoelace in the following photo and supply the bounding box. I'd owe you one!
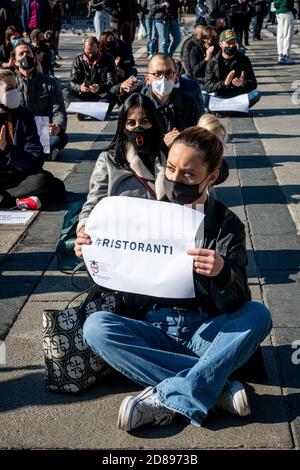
[137,395,174,425]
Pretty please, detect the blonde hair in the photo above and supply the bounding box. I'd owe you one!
[198,114,227,143]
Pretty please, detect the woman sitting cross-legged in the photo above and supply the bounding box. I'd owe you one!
[82,120,272,432]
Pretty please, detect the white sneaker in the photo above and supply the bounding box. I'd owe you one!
[117,386,175,431]
[216,381,251,417]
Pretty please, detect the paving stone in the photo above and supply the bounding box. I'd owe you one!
[246,204,296,235]
[262,273,300,327]
[0,284,35,340]
[252,235,300,271]
[272,328,300,410]
[20,214,65,246]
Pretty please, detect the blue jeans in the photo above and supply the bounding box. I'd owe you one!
[168,19,181,56]
[155,20,169,54]
[94,10,111,38]
[144,18,157,56]
[83,301,272,426]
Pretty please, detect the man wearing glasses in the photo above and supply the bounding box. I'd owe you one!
[118,53,202,148]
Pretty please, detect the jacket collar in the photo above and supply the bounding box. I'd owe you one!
[126,144,166,200]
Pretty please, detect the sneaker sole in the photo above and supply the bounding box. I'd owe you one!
[117,386,153,432]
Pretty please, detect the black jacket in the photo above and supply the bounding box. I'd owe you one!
[124,196,251,316]
[0,0,23,44]
[204,50,257,97]
[69,52,117,95]
[0,106,44,173]
[141,86,201,133]
[106,38,135,73]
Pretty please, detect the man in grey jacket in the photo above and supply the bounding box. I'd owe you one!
[13,42,68,161]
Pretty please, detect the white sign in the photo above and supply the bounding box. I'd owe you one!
[82,197,205,299]
[0,210,34,225]
[67,101,109,121]
[34,116,50,154]
[209,93,249,113]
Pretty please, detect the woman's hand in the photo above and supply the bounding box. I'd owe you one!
[75,226,92,258]
[187,248,224,277]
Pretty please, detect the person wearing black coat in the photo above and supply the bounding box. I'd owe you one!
[181,24,219,83]
[0,0,23,45]
[99,30,137,81]
[0,70,65,208]
[83,122,272,432]
[62,36,117,113]
[204,29,261,109]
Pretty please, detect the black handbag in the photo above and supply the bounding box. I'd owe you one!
[43,285,124,393]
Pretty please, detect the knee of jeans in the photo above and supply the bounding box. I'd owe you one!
[83,311,117,346]
[245,301,273,336]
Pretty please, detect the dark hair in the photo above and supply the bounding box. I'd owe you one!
[171,126,224,173]
[99,30,115,52]
[11,42,35,59]
[108,93,164,167]
[5,25,22,45]
[30,28,43,42]
[84,35,99,47]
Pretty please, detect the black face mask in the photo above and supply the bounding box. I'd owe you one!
[85,52,98,61]
[223,45,238,57]
[124,127,154,153]
[106,40,116,50]
[164,175,210,205]
[19,55,35,70]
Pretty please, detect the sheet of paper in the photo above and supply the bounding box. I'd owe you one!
[82,196,205,299]
[67,102,109,120]
[209,93,249,113]
[0,210,34,225]
[34,116,50,154]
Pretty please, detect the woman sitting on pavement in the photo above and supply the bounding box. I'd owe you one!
[0,25,23,70]
[82,118,273,432]
[99,30,137,82]
[75,93,166,254]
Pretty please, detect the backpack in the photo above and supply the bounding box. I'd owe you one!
[56,197,87,272]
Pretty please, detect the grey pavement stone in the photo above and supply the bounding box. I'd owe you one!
[29,258,91,302]
[20,214,66,246]
[252,234,300,271]
[0,284,35,340]
[262,273,300,327]
[246,204,297,235]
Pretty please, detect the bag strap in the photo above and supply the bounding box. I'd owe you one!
[130,168,157,200]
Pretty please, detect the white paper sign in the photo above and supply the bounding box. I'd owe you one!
[34,116,50,154]
[209,93,249,113]
[67,101,109,120]
[82,196,205,299]
[0,210,34,224]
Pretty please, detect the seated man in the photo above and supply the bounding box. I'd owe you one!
[204,29,260,112]
[62,35,118,119]
[13,42,68,161]
[0,69,65,209]
[117,53,203,148]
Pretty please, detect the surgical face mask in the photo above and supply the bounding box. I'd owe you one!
[163,174,210,205]
[19,55,35,70]
[0,88,21,110]
[223,45,238,57]
[10,38,22,48]
[124,126,154,153]
[151,76,175,98]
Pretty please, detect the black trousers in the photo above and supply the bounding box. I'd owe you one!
[0,169,66,208]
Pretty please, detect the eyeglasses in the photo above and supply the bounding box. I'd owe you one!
[148,71,176,80]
